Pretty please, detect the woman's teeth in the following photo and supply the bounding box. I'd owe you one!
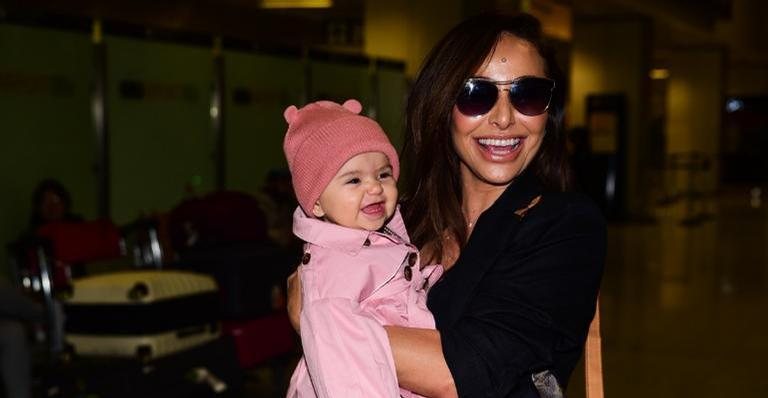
[478,137,521,148]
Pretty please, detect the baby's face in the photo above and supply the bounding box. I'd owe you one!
[313,151,397,231]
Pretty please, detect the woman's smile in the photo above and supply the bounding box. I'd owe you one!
[475,136,525,160]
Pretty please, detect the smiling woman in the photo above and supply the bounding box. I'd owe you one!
[402,14,573,254]
[390,12,605,397]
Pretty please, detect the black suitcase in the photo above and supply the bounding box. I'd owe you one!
[48,336,244,398]
[63,270,220,360]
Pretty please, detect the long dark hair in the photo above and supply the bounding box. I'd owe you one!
[400,12,570,263]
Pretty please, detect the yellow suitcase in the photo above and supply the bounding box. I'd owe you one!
[64,270,220,360]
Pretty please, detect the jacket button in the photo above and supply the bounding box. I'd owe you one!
[408,252,417,266]
[363,238,371,247]
[301,252,311,264]
[404,266,412,281]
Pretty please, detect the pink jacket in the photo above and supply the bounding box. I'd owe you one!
[286,207,441,398]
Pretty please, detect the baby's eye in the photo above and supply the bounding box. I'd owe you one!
[345,177,361,185]
[379,171,393,179]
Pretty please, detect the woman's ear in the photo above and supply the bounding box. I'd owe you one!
[312,202,326,218]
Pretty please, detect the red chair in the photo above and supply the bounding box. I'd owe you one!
[37,219,124,284]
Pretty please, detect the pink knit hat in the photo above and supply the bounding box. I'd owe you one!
[282,99,400,216]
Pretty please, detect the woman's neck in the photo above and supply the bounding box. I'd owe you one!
[460,168,509,228]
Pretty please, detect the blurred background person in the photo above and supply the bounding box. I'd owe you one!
[28,179,83,232]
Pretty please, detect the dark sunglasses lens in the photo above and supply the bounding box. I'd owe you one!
[510,78,554,116]
[457,80,498,116]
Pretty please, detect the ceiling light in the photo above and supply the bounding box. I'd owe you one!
[261,0,332,8]
[649,68,670,80]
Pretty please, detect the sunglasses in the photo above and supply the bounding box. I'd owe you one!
[456,76,556,117]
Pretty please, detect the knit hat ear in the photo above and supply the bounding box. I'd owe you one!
[283,105,299,124]
[341,99,362,114]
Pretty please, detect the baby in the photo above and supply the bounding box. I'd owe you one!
[283,99,440,398]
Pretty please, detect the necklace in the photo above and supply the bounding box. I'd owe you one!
[466,214,479,230]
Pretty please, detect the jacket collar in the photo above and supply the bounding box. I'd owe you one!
[461,170,543,262]
[488,169,543,218]
[292,207,407,255]
[430,170,544,327]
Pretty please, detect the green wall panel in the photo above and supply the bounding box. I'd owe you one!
[0,22,408,277]
[106,36,215,223]
[224,51,304,194]
[309,59,406,156]
[0,24,96,273]
[310,60,373,108]
[375,65,407,151]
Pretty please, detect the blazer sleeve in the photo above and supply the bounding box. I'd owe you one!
[440,195,606,397]
[299,269,401,398]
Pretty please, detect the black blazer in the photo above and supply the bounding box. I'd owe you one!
[428,172,605,398]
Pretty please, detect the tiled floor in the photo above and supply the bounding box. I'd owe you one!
[594,185,768,398]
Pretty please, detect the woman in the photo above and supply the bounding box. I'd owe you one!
[290,12,605,397]
[29,178,82,230]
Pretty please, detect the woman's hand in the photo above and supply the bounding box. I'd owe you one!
[286,268,302,333]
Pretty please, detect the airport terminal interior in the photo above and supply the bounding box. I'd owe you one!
[0,0,766,397]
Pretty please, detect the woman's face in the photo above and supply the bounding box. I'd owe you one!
[451,33,548,189]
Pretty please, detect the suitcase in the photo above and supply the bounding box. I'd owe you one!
[45,336,244,398]
[63,270,220,360]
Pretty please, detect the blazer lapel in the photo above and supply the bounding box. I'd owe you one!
[429,172,543,328]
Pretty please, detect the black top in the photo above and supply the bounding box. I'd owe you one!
[428,172,606,398]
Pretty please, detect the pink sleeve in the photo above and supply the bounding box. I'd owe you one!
[300,297,401,398]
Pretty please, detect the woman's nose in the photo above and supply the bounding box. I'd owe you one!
[488,88,515,130]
